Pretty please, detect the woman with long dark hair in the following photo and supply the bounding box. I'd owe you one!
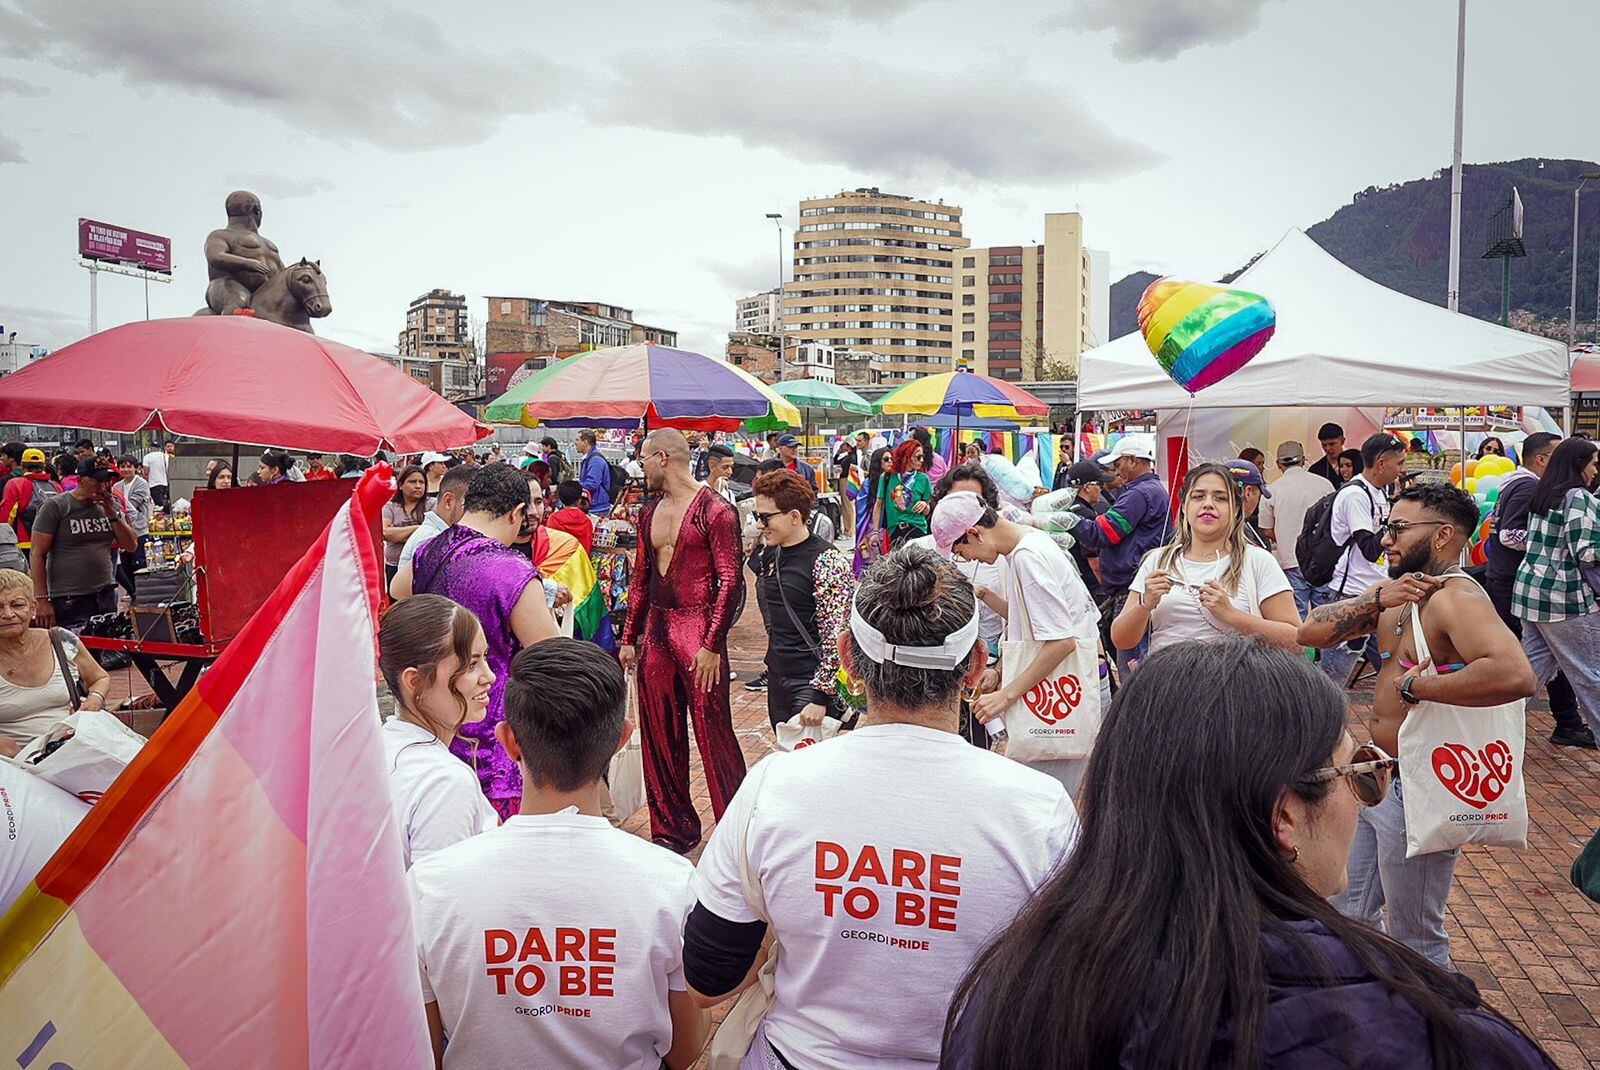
[205,462,235,491]
[1336,447,1364,483]
[943,640,1552,1070]
[875,439,933,548]
[853,445,892,574]
[377,595,498,867]
[383,465,429,589]
[1111,462,1300,658]
[1513,437,1600,741]
[1477,435,1506,459]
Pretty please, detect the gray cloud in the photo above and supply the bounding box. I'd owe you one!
[0,0,574,152]
[587,49,1160,184]
[1049,0,1275,62]
[0,73,47,96]
[0,134,23,164]
[712,0,928,27]
[0,303,87,348]
[223,172,337,200]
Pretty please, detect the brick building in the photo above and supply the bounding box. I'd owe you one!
[484,297,678,397]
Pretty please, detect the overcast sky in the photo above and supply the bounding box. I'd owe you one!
[2,0,1596,358]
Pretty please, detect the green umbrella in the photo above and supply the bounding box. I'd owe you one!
[744,378,874,434]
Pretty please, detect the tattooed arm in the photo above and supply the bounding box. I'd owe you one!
[1296,573,1444,649]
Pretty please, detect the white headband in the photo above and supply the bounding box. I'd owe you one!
[849,600,982,670]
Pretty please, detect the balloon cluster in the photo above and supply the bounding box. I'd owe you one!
[1450,455,1516,566]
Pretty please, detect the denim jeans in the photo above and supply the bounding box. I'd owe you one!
[1331,776,1459,968]
[1521,613,1600,740]
[1284,566,1313,619]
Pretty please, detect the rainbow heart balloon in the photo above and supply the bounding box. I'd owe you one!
[1136,278,1276,394]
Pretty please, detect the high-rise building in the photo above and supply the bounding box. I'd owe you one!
[735,290,781,335]
[399,289,471,362]
[951,213,1109,381]
[483,297,678,397]
[784,187,968,382]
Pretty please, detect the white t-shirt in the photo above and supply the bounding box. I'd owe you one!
[0,759,91,914]
[398,511,451,572]
[381,718,498,869]
[1130,544,1292,656]
[908,533,1007,645]
[692,724,1078,1070]
[1257,465,1335,571]
[141,450,169,488]
[1004,528,1099,647]
[409,811,694,1070]
[1328,476,1389,595]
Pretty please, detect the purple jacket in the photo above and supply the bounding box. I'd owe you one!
[942,919,1553,1069]
[1066,470,1170,589]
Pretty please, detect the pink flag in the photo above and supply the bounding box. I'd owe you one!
[0,469,431,1068]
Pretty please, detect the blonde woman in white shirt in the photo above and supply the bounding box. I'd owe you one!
[377,594,499,869]
[1112,462,1301,660]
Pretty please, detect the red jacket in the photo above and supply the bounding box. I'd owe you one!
[0,472,61,549]
[546,506,595,554]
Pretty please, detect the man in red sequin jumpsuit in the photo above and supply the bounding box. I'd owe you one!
[620,428,747,853]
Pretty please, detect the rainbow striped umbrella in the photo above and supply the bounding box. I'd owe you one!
[876,370,1049,421]
[484,343,800,431]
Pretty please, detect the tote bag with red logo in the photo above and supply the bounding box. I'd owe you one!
[999,570,1102,763]
[1397,600,1528,858]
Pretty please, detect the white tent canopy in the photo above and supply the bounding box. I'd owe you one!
[1078,229,1569,410]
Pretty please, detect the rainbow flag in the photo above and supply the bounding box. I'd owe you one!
[0,470,430,1068]
[844,464,863,497]
[547,535,616,653]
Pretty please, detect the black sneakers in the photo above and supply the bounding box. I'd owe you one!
[1550,724,1598,750]
[744,670,769,692]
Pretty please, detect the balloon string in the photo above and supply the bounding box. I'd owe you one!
[1159,391,1198,544]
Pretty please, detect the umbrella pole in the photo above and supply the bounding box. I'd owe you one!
[231,442,239,476]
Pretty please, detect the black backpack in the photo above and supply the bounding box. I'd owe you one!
[1295,481,1375,589]
[17,477,63,530]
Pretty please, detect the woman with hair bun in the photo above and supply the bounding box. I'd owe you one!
[378,594,499,867]
[683,546,1078,1069]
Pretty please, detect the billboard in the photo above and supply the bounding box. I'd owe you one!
[78,218,173,274]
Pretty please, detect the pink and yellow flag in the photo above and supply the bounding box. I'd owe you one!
[0,470,430,1068]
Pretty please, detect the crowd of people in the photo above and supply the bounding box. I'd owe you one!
[4,417,1597,1068]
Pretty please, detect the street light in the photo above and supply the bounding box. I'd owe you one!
[766,212,784,382]
[1569,171,1600,349]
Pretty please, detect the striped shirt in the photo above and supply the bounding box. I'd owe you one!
[1512,488,1600,623]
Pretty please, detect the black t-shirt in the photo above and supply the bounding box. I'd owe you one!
[749,534,831,671]
[1068,498,1106,602]
[832,445,858,481]
[1486,471,1538,587]
[1309,457,1344,490]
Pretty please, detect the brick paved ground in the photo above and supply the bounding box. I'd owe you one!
[101,583,1600,1067]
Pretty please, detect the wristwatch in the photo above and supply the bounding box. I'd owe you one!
[1399,675,1420,706]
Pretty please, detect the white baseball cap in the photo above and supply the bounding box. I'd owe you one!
[420,451,451,467]
[1103,434,1156,463]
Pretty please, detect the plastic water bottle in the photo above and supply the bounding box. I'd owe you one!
[985,719,1008,746]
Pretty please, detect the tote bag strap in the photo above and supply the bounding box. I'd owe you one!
[1006,552,1038,644]
[49,627,82,712]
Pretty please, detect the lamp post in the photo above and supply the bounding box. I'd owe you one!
[1570,172,1600,350]
[1446,0,1466,312]
[766,212,784,383]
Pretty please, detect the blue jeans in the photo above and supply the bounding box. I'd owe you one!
[1331,776,1459,968]
[1522,613,1600,740]
[1311,584,1380,686]
[1284,566,1312,619]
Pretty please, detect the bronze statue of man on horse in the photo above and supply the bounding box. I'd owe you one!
[195,190,331,333]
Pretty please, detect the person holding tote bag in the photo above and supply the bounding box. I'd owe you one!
[932,491,1105,797]
[1298,481,1536,968]
[683,546,1078,1070]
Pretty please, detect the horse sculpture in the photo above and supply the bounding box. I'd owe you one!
[194,257,331,334]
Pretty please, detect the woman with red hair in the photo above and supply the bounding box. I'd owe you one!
[874,438,934,549]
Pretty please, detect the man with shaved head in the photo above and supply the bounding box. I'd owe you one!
[620,427,747,853]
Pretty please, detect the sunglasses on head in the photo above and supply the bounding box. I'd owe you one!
[1303,742,1397,807]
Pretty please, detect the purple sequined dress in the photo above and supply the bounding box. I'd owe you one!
[411,525,539,806]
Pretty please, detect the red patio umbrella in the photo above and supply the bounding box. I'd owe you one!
[0,317,488,454]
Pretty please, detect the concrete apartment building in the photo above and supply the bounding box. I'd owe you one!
[735,290,781,335]
[484,297,678,396]
[723,335,841,385]
[373,351,479,399]
[951,213,1109,381]
[399,289,471,361]
[783,187,968,382]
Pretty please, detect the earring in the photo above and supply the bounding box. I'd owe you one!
[1287,845,1300,864]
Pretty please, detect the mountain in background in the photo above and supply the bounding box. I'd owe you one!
[1109,158,1600,343]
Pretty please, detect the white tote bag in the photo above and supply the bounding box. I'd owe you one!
[999,572,1102,763]
[1397,600,1528,858]
[607,675,646,821]
[774,714,842,752]
[15,710,147,804]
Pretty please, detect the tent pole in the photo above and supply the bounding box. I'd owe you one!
[1459,405,1467,464]
[1073,409,1083,461]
